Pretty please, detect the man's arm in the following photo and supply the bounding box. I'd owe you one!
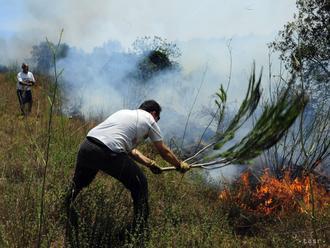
[19,80,34,86]
[153,141,181,169]
[130,148,162,174]
[25,73,36,86]
[27,79,35,86]
[29,73,36,85]
[130,148,155,167]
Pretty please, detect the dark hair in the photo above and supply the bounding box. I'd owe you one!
[139,100,162,115]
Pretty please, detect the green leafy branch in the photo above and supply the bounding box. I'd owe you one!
[213,63,262,150]
[161,64,308,171]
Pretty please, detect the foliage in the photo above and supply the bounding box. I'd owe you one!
[132,36,181,80]
[30,41,69,74]
[214,84,227,130]
[260,79,330,181]
[267,0,330,178]
[0,64,8,73]
[136,50,172,80]
[268,1,329,236]
[213,64,262,151]
[218,87,308,164]
[132,36,181,59]
[187,64,306,167]
[270,0,330,86]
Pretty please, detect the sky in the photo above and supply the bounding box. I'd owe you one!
[0,0,296,51]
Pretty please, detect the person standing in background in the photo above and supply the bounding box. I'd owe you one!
[17,63,36,116]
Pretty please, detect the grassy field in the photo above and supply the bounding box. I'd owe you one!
[0,72,329,247]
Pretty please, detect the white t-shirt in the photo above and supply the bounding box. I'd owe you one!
[17,71,35,91]
[87,109,163,153]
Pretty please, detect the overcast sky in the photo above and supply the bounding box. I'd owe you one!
[0,0,296,50]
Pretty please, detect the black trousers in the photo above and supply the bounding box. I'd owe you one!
[67,137,149,233]
[17,89,32,115]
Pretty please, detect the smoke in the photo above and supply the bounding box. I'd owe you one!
[0,34,36,65]
[0,34,278,182]
[0,0,297,182]
[57,40,223,141]
[6,0,295,50]
[54,38,275,185]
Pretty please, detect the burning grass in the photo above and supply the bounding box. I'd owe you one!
[219,169,330,217]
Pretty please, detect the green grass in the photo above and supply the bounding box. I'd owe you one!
[0,72,329,247]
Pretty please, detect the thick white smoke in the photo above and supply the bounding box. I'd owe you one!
[57,40,223,142]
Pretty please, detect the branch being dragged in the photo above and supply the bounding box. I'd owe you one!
[160,158,231,171]
[163,64,308,173]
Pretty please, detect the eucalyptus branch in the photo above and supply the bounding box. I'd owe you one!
[212,63,262,150]
[194,82,227,153]
[161,158,229,171]
[184,142,215,163]
[169,64,307,172]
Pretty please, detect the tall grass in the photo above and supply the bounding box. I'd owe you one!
[37,30,65,247]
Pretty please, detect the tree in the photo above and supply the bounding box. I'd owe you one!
[132,36,181,80]
[270,0,330,86]
[0,64,8,73]
[30,41,69,74]
[267,0,330,178]
[132,36,181,58]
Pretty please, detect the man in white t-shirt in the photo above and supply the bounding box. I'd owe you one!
[65,100,190,242]
[17,63,36,116]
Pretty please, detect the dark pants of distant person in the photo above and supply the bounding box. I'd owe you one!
[17,89,32,115]
[65,137,149,238]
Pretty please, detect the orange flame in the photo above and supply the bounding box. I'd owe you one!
[219,169,330,216]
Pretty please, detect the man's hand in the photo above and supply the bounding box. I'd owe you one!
[176,161,191,173]
[149,161,163,174]
[26,80,34,86]
[20,80,33,86]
